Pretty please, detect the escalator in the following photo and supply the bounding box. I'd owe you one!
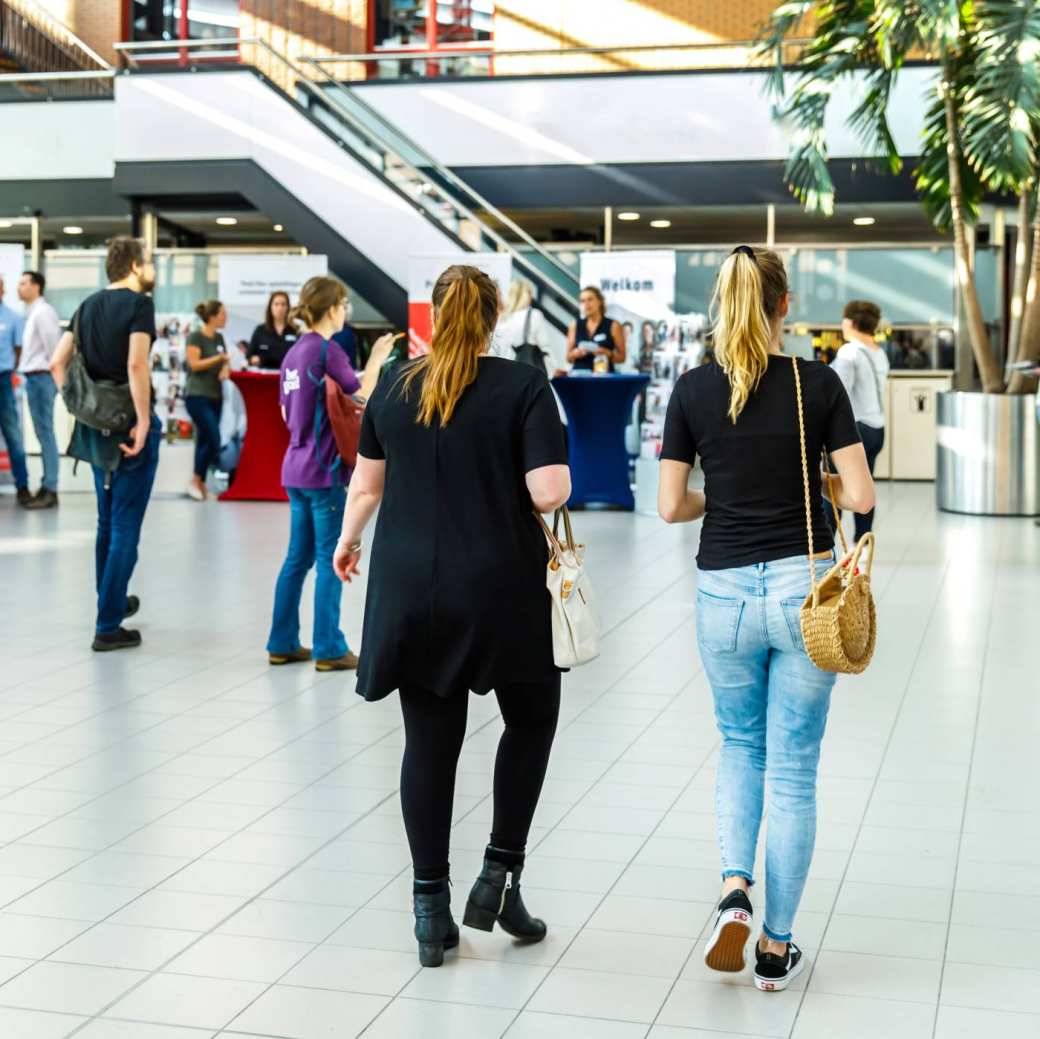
[113,39,579,331]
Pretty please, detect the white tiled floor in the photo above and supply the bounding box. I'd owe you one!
[0,479,1038,1038]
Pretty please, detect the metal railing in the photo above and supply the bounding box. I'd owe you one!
[308,37,812,82]
[114,37,580,321]
[0,0,111,97]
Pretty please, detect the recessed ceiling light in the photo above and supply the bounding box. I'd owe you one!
[650,219,672,228]
[216,216,238,226]
[853,216,876,226]
[0,220,13,229]
[63,226,84,235]
[617,211,640,221]
[273,224,284,232]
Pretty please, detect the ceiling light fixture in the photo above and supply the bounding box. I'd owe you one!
[273,224,284,232]
[853,216,876,226]
[650,219,672,228]
[215,216,238,226]
[617,211,640,221]
[63,226,84,235]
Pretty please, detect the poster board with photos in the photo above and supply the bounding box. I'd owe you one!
[578,250,706,460]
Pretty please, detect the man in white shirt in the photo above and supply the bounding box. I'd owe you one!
[832,299,889,539]
[17,271,63,509]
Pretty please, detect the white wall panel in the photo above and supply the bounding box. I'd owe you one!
[0,101,114,179]
[353,67,936,167]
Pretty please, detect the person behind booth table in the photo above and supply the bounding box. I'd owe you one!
[266,277,396,673]
[331,297,360,368]
[658,246,874,994]
[332,264,570,969]
[566,285,626,371]
[184,299,230,502]
[248,291,298,369]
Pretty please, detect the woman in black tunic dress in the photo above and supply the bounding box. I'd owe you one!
[566,285,627,371]
[333,265,571,968]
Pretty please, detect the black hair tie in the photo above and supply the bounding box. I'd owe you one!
[731,245,757,263]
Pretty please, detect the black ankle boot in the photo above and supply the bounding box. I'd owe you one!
[412,879,459,967]
[463,850,547,942]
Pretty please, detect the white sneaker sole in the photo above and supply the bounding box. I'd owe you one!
[703,907,752,973]
[754,952,806,992]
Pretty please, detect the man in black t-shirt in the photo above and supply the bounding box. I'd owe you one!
[51,237,160,652]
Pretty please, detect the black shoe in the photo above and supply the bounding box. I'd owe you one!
[754,940,805,992]
[412,879,459,968]
[704,889,753,973]
[15,486,32,507]
[92,627,142,652]
[124,595,140,620]
[24,489,58,510]
[463,851,546,942]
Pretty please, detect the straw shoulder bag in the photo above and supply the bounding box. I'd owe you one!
[535,507,600,668]
[792,356,877,674]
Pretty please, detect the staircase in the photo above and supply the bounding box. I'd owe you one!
[0,0,111,98]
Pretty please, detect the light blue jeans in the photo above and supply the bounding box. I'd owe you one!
[267,484,349,662]
[696,553,837,943]
[25,372,59,492]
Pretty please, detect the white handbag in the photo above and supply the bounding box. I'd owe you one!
[536,507,600,668]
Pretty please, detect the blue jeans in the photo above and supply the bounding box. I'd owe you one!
[185,395,222,480]
[696,553,837,943]
[0,371,28,490]
[91,416,162,634]
[24,372,59,492]
[267,485,349,662]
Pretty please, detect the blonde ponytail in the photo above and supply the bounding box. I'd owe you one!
[403,265,500,426]
[710,247,788,422]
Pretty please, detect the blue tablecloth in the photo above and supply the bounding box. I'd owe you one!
[552,373,649,510]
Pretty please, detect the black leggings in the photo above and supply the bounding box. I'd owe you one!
[399,677,561,879]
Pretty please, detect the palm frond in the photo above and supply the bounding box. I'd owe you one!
[960,0,1040,191]
[914,80,986,229]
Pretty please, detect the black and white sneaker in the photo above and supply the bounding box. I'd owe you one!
[704,889,753,972]
[754,940,805,992]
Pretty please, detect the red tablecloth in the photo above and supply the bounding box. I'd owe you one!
[219,370,288,502]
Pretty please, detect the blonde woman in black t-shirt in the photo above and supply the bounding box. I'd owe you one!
[658,247,875,993]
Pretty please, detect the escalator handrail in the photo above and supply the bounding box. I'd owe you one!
[298,55,580,293]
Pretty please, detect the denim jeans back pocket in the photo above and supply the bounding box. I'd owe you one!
[780,597,806,651]
[696,589,744,654]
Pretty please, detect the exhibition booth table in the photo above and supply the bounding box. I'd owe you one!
[220,370,287,502]
[552,372,649,510]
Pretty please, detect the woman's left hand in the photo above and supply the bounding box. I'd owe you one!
[333,540,363,583]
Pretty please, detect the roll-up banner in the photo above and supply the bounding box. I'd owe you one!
[408,253,513,357]
[217,253,329,352]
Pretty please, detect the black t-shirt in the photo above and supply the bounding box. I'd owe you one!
[248,323,298,369]
[661,355,860,570]
[355,356,568,701]
[72,288,156,384]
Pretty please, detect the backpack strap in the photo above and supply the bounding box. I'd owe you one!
[522,307,532,345]
[306,337,342,477]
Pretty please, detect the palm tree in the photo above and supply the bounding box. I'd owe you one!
[759,0,1040,393]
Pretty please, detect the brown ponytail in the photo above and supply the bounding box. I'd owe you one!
[402,264,500,426]
[195,299,223,323]
[711,247,788,422]
[289,276,346,329]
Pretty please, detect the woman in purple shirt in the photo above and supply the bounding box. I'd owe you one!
[266,277,395,671]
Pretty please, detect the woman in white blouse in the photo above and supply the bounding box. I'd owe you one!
[494,279,568,380]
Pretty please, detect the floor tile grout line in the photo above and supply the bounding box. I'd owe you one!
[350,596,707,1037]
[929,530,1001,1039]
[783,549,964,1037]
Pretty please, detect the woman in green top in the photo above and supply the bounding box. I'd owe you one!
[184,299,230,502]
